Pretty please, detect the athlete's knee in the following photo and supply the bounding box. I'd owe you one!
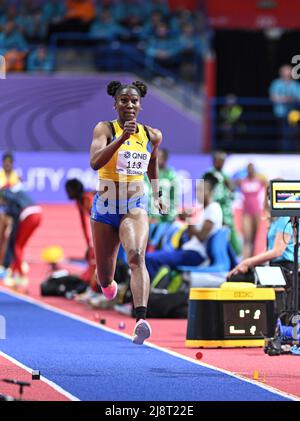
[127,248,145,269]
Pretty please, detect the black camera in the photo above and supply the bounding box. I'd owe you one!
[264,337,282,356]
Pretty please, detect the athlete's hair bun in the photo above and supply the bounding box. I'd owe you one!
[132,81,147,98]
[107,80,147,98]
[107,81,122,97]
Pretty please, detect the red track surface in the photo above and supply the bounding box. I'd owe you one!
[0,355,69,401]
[1,204,299,400]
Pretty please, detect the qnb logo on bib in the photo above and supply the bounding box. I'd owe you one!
[0,55,6,79]
[131,152,148,160]
[116,150,150,175]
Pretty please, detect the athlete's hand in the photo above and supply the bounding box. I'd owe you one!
[121,120,137,141]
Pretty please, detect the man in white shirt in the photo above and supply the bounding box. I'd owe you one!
[145,174,223,280]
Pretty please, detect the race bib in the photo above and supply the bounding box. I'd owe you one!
[116,150,150,176]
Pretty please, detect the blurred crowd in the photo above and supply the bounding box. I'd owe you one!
[0,0,207,81]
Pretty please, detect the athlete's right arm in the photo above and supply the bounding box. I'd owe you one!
[90,122,125,171]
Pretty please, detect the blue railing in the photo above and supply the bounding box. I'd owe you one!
[211,97,300,152]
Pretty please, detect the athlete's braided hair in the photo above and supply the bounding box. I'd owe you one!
[107,80,147,98]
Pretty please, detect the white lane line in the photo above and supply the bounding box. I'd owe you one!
[0,287,297,401]
[0,350,79,401]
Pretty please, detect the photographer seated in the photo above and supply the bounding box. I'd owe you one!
[145,174,223,280]
[227,193,300,318]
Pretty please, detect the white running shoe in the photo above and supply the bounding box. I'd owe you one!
[89,293,110,308]
[132,319,152,345]
[3,274,16,288]
[15,275,29,293]
[74,288,95,303]
[3,269,15,288]
[114,303,133,316]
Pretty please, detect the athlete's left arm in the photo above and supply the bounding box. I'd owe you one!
[146,126,162,200]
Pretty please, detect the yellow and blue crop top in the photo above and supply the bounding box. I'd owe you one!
[98,119,152,182]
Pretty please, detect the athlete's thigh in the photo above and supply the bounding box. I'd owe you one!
[119,210,149,253]
[91,220,120,280]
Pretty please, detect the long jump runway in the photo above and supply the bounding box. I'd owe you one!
[0,290,292,401]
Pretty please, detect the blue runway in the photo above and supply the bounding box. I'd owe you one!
[0,291,290,401]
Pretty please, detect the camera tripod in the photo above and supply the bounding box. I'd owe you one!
[1,378,31,400]
[264,216,300,355]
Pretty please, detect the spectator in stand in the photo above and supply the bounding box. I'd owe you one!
[113,0,145,41]
[235,163,267,258]
[95,0,116,16]
[140,10,165,41]
[64,0,96,32]
[269,64,300,151]
[145,22,180,73]
[27,46,54,72]
[178,23,204,58]
[20,0,37,16]
[144,0,170,18]
[42,0,66,25]
[0,0,6,21]
[203,151,241,255]
[114,0,144,27]
[194,10,206,34]
[89,10,126,42]
[0,4,18,25]
[17,1,47,41]
[42,0,66,38]
[0,20,28,71]
[170,7,194,36]
[178,22,205,81]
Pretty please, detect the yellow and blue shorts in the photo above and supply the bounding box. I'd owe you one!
[91,192,148,229]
